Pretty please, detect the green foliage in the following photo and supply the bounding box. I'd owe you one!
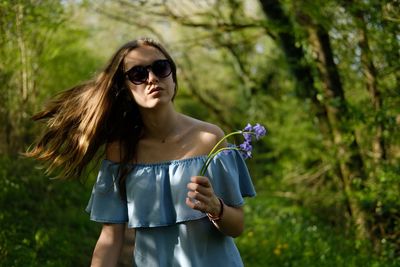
[0,156,99,267]
[35,28,102,101]
[0,0,101,154]
[237,190,400,267]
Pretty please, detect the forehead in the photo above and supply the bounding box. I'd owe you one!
[124,45,166,69]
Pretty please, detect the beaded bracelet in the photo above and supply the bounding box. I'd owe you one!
[206,197,224,222]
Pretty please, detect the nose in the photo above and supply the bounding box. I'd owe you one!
[147,69,159,84]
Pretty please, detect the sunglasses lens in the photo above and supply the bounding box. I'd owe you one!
[152,60,172,78]
[126,59,172,85]
[127,67,148,85]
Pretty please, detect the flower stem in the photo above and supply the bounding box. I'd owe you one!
[199,131,256,176]
[206,131,242,158]
[200,147,241,176]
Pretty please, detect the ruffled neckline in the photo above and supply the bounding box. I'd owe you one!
[86,148,256,228]
[103,154,208,167]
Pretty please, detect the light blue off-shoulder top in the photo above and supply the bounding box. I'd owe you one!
[86,149,256,267]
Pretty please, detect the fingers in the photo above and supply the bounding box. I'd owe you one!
[187,190,208,203]
[186,176,211,194]
[186,196,215,213]
[190,176,210,187]
[186,176,217,213]
[186,197,202,210]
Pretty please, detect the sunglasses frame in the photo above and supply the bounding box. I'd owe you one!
[125,59,172,85]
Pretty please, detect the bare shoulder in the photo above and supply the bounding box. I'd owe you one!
[182,115,227,154]
[198,121,225,146]
[105,141,123,163]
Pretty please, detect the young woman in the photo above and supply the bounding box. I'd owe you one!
[27,38,256,266]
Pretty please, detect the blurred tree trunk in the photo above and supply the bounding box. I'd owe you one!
[259,0,370,240]
[14,3,35,154]
[257,0,332,143]
[305,22,370,240]
[345,1,386,162]
[0,2,36,155]
[0,1,63,155]
[358,25,385,162]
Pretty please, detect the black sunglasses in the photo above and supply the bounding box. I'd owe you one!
[125,59,172,85]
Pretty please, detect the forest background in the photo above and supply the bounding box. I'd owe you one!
[0,0,399,266]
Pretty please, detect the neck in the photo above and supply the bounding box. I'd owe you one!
[139,104,181,142]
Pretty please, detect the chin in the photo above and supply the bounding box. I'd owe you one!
[144,98,171,109]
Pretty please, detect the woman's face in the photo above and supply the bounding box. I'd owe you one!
[123,45,176,109]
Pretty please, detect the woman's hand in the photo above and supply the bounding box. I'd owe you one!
[186,175,245,237]
[185,176,221,217]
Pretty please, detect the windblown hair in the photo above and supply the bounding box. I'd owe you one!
[26,37,178,182]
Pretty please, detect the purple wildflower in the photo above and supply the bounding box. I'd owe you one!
[239,141,253,159]
[199,122,266,175]
[243,132,252,143]
[242,123,253,142]
[243,123,252,132]
[253,123,267,140]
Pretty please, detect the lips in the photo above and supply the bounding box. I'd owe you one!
[148,86,162,95]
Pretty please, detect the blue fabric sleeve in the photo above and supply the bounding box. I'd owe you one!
[206,149,256,207]
[85,160,129,224]
[85,149,255,228]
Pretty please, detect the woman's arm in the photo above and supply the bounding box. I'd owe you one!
[208,197,244,237]
[185,122,245,237]
[90,223,127,267]
[186,176,244,237]
[90,141,131,266]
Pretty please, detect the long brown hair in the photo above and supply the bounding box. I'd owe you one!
[26,37,178,182]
